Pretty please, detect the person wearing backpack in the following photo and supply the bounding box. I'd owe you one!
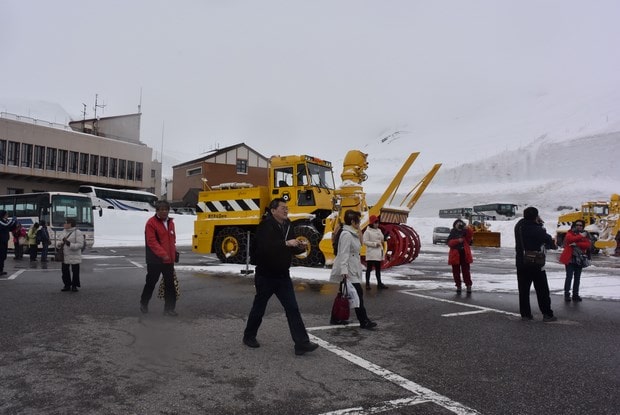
[37,220,51,262]
[26,223,40,262]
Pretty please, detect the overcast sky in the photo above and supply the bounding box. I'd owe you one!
[2,0,619,170]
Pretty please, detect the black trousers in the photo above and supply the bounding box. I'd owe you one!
[141,263,176,311]
[244,274,310,346]
[517,266,553,318]
[61,263,80,288]
[351,282,370,324]
[365,261,382,285]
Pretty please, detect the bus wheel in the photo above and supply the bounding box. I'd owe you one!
[214,227,247,264]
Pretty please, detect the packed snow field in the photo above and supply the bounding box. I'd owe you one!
[94,209,620,301]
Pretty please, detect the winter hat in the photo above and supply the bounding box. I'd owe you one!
[453,219,465,228]
[523,207,539,220]
[369,215,380,224]
[0,210,7,218]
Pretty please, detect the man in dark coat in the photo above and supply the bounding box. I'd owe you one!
[0,210,17,275]
[243,198,319,356]
[514,206,557,322]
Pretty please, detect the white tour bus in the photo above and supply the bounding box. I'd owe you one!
[0,191,95,250]
[78,185,157,212]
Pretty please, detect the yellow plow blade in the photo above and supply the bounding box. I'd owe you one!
[473,231,501,248]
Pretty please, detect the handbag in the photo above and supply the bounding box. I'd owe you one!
[571,247,591,268]
[18,236,26,245]
[519,225,545,268]
[331,280,350,323]
[157,272,181,300]
[54,248,64,263]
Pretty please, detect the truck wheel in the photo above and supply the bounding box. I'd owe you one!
[291,223,325,267]
[214,227,248,264]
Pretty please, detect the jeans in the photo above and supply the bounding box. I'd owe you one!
[564,263,583,297]
[517,266,553,318]
[244,274,310,346]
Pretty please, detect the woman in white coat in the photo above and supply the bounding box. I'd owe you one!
[330,210,377,329]
[56,218,84,292]
[363,215,387,290]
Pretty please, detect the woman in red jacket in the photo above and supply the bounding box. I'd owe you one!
[447,219,474,294]
[559,220,591,302]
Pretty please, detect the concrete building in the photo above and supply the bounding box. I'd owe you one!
[171,143,269,208]
[0,111,161,195]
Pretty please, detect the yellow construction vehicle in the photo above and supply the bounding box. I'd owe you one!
[593,194,619,252]
[466,213,501,248]
[193,150,441,268]
[556,197,613,249]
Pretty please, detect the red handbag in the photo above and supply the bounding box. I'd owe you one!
[331,280,350,323]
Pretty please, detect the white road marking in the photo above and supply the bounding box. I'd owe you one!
[442,310,491,317]
[307,331,480,415]
[4,269,27,280]
[128,261,144,268]
[318,396,432,414]
[400,290,520,317]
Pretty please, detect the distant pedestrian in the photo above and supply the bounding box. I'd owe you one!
[514,207,557,322]
[56,218,84,292]
[330,209,378,329]
[559,220,591,302]
[363,215,387,290]
[12,222,27,260]
[37,220,51,262]
[140,200,179,316]
[27,223,40,262]
[447,219,474,294]
[243,198,319,355]
[0,210,17,275]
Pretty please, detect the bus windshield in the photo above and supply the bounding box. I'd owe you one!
[51,194,94,227]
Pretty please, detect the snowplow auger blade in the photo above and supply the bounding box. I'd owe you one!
[473,232,501,248]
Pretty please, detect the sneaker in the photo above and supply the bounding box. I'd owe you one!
[243,337,260,348]
[564,296,572,302]
[360,320,378,330]
[378,284,389,289]
[329,318,350,325]
[572,295,582,302]
[61,286,71,292]
[294,341,319,355]
[543,315,557,322]
[521,315,534,321]
[163,310,178,317]
[140,303,148,314]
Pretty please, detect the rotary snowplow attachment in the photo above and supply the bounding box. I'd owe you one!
[472,231,501,248]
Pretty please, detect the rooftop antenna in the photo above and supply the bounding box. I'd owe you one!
[138,87,142,114]
[93,94,106,118]
[81,103,88,120]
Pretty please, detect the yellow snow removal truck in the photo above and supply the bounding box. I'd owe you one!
[192,150,441,268]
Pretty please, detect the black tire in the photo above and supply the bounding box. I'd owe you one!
[213,227,248,264]
[291,222,325,267]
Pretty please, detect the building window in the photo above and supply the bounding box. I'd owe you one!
[69,151,79,173]
[57,149,68,172]
[126,160,135,180]
[151,169,156,178]
[100,156,108,177]
[186,166,202,176]
[236,159,248,174]
[90,155,99,175]
[136,162,143,181]
[45,148,57,170]
[0,140,6,164]
[20,143,33,167]
[118,159,126,179]
[34,145,45,169]
[7,188,23,195]
[109,158,118,178]
[7,141,19,166]
[79,153,89,174]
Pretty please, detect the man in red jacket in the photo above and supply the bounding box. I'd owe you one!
[140,200,178,316]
